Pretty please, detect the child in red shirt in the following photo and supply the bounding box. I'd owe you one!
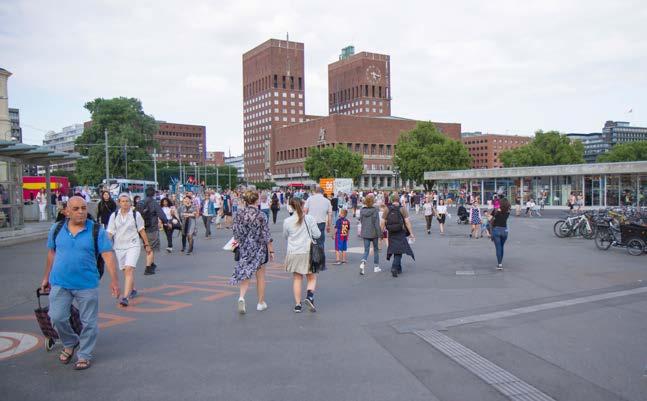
[333,209,350,264]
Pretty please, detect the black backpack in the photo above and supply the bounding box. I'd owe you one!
[137,198,155,228]
[52,220,105,279]
[385,205,405,233]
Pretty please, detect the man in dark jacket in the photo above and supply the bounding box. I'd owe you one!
[382,193,415,277]
[138,187,169,275]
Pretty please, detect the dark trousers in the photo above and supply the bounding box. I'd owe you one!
[391,254,403,273]
[202,215,212,237]
[492,226,508,264]
[425,215,433,231]
[164,226,173,248]
[181,234,194,253]
[271,209,279,224]
[316,222,326,250]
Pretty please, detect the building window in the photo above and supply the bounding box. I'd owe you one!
[364,85,369,96]
[290,76,294,89]
[282,76,286,89]
[363,144,368,154]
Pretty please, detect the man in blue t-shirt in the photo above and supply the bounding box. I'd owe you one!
[40,196,119,370]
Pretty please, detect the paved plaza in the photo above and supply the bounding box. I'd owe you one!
[1,208,646,401]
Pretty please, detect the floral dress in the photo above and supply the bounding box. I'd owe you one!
[230,206,272,284]
[469,205,482,225]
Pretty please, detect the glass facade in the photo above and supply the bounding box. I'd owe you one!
[432,173,646,208]
[0,157,24,230]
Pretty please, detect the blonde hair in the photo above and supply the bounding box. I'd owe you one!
[364,195,375,208]
[290,197,304,225]
[242,190,259,205]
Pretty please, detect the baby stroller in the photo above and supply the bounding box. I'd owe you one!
[457,205,469,224]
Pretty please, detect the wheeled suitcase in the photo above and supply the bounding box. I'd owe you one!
[34,288,83,351]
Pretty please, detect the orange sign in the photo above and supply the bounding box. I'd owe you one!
[319,178,334,197]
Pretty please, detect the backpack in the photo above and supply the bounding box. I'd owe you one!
[52,220,105,279]
[137,198,155,228]
[385,205,405,233]
[113,209,139,231]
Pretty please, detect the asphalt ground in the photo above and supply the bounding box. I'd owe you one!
[1,207,646,401]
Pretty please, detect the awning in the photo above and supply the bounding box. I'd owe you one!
[0,141,81,165]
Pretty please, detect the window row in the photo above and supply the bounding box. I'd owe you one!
[329,85,389,105]
[244,75,303,98]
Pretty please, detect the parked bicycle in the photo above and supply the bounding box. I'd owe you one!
[553,211,595,239]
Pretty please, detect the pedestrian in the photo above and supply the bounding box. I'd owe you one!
[137,187,169,274]
[177,195,198,255]
[37,188,48,221]
[223,190,233,229]
[213,190,223,229]
[133,195,141,209]
[378,203,389,249]
[283,197,321,313]
[107,194,152,307]
[436,198,447,235]
[481,210,492,238]
[230,190,273,314]
[160,197,180,252]
[382,193,415,278]
[304,186,332,253]
[200,191,215,239]
[97,190,117,229]
[491,196,511,270]
[331,193,339,223]
[50,190,58,220]
[469,200,482,239]
[270,192,281,224]
[359,194,382,274]
[333,209,350,265]
[39,196,120,370]
[423,195,435,235]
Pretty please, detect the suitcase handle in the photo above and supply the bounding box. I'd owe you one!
[36,288,49,309]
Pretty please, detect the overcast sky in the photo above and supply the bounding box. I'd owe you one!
[2,0,646,154]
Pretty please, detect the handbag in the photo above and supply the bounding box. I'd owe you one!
[305,218,325,273]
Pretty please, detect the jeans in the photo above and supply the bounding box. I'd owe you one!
[391,254,403,273]
[332,209,339,224]
[362,238,379,265]
[316,222,326,250]
[261,209,270,221]
[202,215,212,237]
[492,226,508,264]
[48,286,99,361]
[271,208,279,224]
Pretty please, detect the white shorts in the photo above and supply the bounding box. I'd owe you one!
[115,247,141,270]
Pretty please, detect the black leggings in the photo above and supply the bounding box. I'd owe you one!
[425,215,433,231]
[181,234,193,252]
[271,208,279,224]
[164,226,174,248]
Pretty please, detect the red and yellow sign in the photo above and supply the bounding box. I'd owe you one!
[319,178,334,197]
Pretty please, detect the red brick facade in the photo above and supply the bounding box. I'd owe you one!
[206,151,225,165]
[328,52,391,117]
[462,134,531,169]
[155,122,206,163]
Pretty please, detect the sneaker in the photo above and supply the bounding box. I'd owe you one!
[497,264,503,271]
[144,266,155,275]
[427,230,431,235]
[293,304,302,313]
[128,289,138,299]
[180,248,185,253]
[166,247,172,253]
[150,263,157,273]
[237,298,246,314]
[360,260,366,275]
[373,266,382,273]
[304,297,316,312]
[185,251,192,255]
[391,269,399,278]
[256,302,268,311]
[119,297,129,307]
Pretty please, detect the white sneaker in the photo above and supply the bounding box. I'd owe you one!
[360,260,366,275]
[497,264,503,271]
[256,302,268,311]
[237,298,246,314]
[373,266,382,273]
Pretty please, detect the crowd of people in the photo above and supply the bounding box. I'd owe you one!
[39,184,512,370]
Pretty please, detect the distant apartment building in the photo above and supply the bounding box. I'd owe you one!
[566,121,647,163]
[224,155,244,180]
[206,151,225,165]
[42,124,84,171]
[9,107,21,142]
[155,121,206,163]
[461,134,531,169]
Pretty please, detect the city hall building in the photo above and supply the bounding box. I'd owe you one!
[424,161,647,207]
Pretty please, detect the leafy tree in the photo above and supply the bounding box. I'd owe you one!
[155,162,238,190]
[500,130,584,167]
[394,122,472,189]
[597,141,647,162]
[51,169,78,187]
[251,181,276,190]
[304,145,364,183]
[75,97,159,185]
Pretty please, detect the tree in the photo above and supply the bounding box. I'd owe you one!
[500,130,584,167]
[75,97,159,185]
[155,162,239,190]
[51,169,79,187]
[304,145,364,183]
[597,141,647,162]
[251,181,276,190]
[393,122,472,189]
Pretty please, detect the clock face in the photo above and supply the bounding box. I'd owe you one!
[365,65,382,84]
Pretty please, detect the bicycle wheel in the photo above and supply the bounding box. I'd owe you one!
[553,220,569,238]
[580,223,594,239]
[595,229,612,250]
[627,239,645,256]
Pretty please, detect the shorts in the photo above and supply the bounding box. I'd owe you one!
[115,247,141,270]
[335,237,348,252]
[146,228,160,250]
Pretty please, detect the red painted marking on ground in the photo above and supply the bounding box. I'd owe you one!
[201,290,238,302]
[119,297,192,313]
[0,315,34,321]
[98,313,137,329]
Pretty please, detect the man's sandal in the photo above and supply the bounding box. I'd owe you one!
[59,344,78,364]
[74,359,91,370]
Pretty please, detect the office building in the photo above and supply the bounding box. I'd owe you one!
[566,121,647,163]
[461,134,532,169]
[155,121,206,163]
[242,38,305,182]
[225,155,245,180]
[206,151,225,165]
[9,108,21,142]
[42,124,84,171]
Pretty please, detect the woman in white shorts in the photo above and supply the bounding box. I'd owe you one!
[107,193,152,307]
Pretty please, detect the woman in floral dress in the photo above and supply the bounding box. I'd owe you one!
[469,199,482,239]
[230,191,274,314]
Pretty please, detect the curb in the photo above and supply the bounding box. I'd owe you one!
[0,231,50,247]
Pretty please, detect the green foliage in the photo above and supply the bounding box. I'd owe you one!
[597,141,647,162]
[251,181,276,190]
[394,122,472,188]
[75,97,159,185]
[155,162,238,190]
[500,130,584,167]
[304,145,364,183]
[51,169,78,187]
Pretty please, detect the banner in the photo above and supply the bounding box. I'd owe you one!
[333,178,353,196]
[319,178,335,197]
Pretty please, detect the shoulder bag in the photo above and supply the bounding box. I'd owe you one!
[304,217,325,273]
